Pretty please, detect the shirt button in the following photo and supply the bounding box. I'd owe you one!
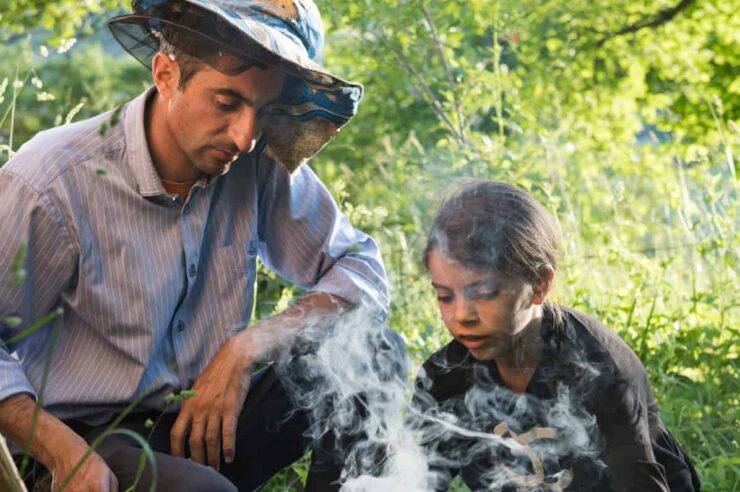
[188,264,197,277]
[177,320,185,332]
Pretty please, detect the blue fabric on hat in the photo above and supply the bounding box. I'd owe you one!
[115,0,363,172]
[195,0,325,59]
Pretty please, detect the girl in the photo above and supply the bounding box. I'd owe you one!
[412,180,700,492]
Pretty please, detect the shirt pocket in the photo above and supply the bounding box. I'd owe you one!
[214,240,258,273]
[209,241,258,326]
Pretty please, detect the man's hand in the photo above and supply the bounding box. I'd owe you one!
[0,394,117,492]
[49,439,118,492]
[170,334,253,469]
[170,292,347,470]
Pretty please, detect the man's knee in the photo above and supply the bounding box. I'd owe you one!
[153,462,237,492]
[105,445,237,492]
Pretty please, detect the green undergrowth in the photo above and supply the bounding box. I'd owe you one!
[1,0,738,489]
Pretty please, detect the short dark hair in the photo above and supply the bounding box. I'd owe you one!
[153,2,270,89]
[157,25,206,90]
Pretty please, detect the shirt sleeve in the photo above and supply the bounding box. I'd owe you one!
[255,157,389,313]
[0,169,78,403]
[594,378,671,492]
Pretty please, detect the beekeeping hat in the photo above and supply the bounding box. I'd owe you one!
[108,0,363,172]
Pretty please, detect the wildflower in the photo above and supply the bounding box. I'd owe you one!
[39,45,49,58]
[13,268,26,285]
[4,316,22,328]
[12,244,27,285]
[57,38,77,54]
[31,77,43,89]
[36,91,56,102]
[712,94,724,116]
[65,101,85,125]
[0,144,15,159]
[613,181,625,202]
[163,389,197,404]
[12,79,24,89]
[180,389,197,400]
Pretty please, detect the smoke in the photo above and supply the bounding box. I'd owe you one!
[276,306,606,491]
[275,306,412,487]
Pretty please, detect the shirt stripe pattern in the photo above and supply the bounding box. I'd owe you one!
[0,88,388,425]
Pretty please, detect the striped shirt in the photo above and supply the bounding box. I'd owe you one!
[0,87,388,425]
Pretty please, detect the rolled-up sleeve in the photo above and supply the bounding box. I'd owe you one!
[0,169,78,403]
[255,157,389,313]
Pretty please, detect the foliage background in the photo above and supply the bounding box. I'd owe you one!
[1,0,738,490]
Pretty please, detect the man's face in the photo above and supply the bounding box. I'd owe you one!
[159,57,285,177]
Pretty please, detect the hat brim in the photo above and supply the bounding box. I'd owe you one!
[108,5,363,172]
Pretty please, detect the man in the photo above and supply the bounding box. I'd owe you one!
[0,1,389,490]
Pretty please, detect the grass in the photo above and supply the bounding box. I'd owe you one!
[1,30,737,491]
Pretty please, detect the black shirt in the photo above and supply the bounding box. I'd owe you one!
[411,307,700,492]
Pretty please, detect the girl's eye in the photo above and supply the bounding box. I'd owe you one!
[474,289,498,300]
[437,295,452,304]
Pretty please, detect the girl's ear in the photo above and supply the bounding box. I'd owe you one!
[531,265,555,305]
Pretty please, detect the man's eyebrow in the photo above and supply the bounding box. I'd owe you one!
[211,88,256,106]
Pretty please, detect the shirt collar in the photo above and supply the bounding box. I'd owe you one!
[123,86,168,197]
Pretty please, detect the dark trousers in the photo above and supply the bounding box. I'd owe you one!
[20,367,341,492]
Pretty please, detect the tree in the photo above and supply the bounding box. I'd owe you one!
[0,0,126,45]
[1,0,737,489]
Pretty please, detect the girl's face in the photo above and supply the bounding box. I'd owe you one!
[427,248,546,361]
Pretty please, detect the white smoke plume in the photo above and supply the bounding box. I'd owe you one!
[276,306,606,491]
